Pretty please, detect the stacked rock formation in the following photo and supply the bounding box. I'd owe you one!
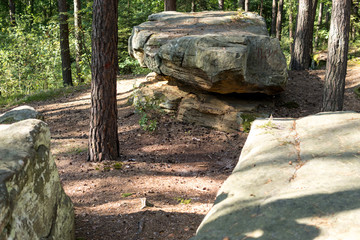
[129,11,288,132]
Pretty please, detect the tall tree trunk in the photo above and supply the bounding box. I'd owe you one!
[321,0,351,111]
[309,0,318,59]
[325,4,331,29]
[259,0,263,16]
[191,0,196,12]
[289,0,295,54]
[290,0,316,70]
[245,0,249,11]
[58,0,73,86]
[276,0,284,40]
[314,2,323,47]
[74,0,84,83]
[271,0,278,36]
[89,0,120,162]
[8,0,15,25]
[218,0,224,10]
[238,0,245,9]
[164,0,176,11]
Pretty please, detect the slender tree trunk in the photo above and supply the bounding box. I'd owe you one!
[314,2,323,47]
[164,0,176,11]
[276,0,284,40]
[245,0,249,11]
[289,0,295,54]
[89,0,120,162]
[218,0,224,10]
[191,0,196,12]
[58,0,73,86]
[8,0,15,25]
[74,0,84,83]
[238,0,245,9]
[321,0,351,111]
[271,0,278,36]
[309,0,318,59]
[290,0,316,70]
[259,0,263,16]
[325,4,330,29]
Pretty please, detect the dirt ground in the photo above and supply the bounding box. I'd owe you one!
[10,64,360,240]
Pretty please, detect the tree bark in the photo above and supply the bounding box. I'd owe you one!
[271,0,277,36]
[191,0,196,12]
[314,2,323,47]
[276,0,284,40]
[164,0,176,11]
[259,0,263,16]
[309,0,318,58]
[245,0,249,11]
[89,0,120,161]
[58,0,73,86]
[290,0,316,70]
[238,0,245,9]
[8,0,15,25]
[218,0,224,10]
[289,0,295,54]
[74,0,84,83]
[321,0,351,111]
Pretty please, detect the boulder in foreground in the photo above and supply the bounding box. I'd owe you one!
[192,112,360,239]
[0,111,74,239]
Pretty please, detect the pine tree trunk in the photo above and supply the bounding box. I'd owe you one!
[74,0,84,83]
[164,0,176,11]
[314,2,323,47]
[191,0,196,12]
[238,0,245,9]
[58,0,73,86]
[321,0,351,111]
[245,0,249,11]
[259,0,263,16]
[276,0,284,40]
[290,0,315,70]
[289,0,294,54]
[89,0,120,162]
[8,0,15,25]
[218,0,224,10]
[309,0,318,59]
[271,0,277,36]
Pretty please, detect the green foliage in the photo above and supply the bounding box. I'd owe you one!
[240,113,257,133]
[175,197,192,204]
[122,193,133,198]
[130,89,164,132]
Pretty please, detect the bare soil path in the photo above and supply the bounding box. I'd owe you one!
[9,65,360,240]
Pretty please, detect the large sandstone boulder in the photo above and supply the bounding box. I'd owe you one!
[129,11,287,95]
[192,112,360,239]
[0,112,74,239]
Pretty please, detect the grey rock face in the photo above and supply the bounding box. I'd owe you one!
[0,105,43,124]
[192,112,360,240]
[129,11,287,94]
[0,118,74,239]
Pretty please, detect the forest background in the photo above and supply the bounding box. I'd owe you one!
[0,0,359,106]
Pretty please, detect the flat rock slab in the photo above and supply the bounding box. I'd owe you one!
[192,112,360,240]
[129,11,287,95]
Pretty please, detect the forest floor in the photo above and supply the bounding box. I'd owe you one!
[17,64,360,240]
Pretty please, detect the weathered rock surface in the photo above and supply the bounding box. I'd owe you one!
[192,112,360,240]
[133,73,271,132]
[129,11,287,94]
[0,114,74,239]
[0,105,43,124]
